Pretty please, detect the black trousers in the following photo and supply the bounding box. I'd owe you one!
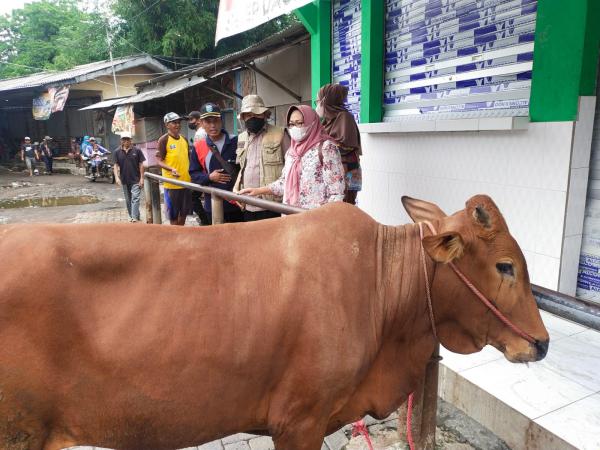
[42,155,53,173]
[205,209,244,225]
[191,191,210,225]
[243,210,281,222]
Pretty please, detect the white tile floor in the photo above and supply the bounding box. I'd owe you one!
[441,310,600,450]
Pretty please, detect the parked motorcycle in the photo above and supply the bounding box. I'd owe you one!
[83,152,115,183]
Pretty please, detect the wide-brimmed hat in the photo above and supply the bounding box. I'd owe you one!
[238,95,269,119]
[43,136,52,140]
[199,103,222,119]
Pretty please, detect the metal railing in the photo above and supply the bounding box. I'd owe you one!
[143,172,305,224]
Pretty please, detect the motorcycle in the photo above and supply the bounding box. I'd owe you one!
[83,151,115,183]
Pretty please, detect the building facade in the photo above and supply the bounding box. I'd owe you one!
[296,0,600,300]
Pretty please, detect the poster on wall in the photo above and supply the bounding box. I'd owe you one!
[112,105,135,135]
[32,92,53,120]
[49,86,70,112]
[215,0,312,43]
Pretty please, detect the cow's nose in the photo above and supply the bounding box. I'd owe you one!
[534,339,549,361]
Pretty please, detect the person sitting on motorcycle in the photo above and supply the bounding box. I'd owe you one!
[84,137,110,178]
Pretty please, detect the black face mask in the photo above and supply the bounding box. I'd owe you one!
[245,117,265,134]
[188,123,197,130]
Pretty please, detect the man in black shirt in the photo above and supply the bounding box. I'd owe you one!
[20,136,36,177]
[39,136,54,174]
[113,133,146,222]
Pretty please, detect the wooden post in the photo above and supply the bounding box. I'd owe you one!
[211,193,224,225]
[144,178,153,224]
[150,178,162,225]
[398,344,440,449]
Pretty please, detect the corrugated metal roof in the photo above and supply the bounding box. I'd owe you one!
[80,73,216,110]
[0,55,170,93]
[134,23,308,88]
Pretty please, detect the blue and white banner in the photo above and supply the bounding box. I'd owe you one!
[384,0,537,121]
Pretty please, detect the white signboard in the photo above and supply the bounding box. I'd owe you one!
[215,0,313,43]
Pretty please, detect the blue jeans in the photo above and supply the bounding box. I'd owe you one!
[123,183,141,221]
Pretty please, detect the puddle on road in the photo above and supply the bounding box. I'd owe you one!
[0,196,100,209]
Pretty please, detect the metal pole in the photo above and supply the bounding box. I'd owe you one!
[398,344,439,449]
[144,178,153,224]
[150,179,162,224]
[211,193,224,225]
[105,26,120,97]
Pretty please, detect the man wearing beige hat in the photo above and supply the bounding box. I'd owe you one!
[234,94,289,221]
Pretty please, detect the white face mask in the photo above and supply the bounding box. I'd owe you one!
[288,126,310,142]
[315,98,326,118]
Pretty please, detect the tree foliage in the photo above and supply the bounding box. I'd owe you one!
[112,0,298,64]
[0,0,123,78]
[0,0,298,78]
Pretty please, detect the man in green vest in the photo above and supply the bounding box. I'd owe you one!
[234,95,289,221]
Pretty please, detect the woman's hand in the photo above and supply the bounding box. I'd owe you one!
[238,187,270,197]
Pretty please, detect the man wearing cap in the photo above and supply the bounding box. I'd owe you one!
[187,110,208,144]
[234,95,289,221]
[39,136,54,175]
[189,103,242,224]
[157,112,192,226]
[186,110,210,225]
[114,132,146,222]
[20,137,36,177]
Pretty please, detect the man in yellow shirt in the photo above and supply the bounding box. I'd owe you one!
[157,112,191,226]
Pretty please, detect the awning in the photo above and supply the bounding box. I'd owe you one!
[79,68,239,111]
[79,97,130,111]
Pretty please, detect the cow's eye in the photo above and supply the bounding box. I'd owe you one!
[496,262,514,277]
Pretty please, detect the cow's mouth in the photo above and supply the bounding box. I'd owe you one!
[501,338,549,363]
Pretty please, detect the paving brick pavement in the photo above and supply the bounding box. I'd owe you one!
[66,413,400,450]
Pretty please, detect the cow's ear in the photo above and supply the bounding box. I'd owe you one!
[402,196,447,223]
[422,231,464,263]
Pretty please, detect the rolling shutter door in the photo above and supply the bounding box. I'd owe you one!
[384,0,538,121]
[332,0,362,122]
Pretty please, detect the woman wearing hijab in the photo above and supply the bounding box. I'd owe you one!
[316,83,362,205]
[238,105,345,209]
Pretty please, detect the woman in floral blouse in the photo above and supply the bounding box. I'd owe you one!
[238,105,345,209]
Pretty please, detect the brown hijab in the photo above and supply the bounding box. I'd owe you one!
[317,83,361,155]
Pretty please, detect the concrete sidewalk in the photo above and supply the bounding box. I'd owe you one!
[440,311,600,450]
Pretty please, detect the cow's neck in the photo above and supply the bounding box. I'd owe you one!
[357,223,437,417]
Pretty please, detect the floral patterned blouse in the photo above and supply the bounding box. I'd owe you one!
[268,140,345,209]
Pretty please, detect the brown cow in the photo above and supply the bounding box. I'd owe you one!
[0,195,549,450]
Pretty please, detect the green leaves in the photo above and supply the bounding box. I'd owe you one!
[0,0,299,79]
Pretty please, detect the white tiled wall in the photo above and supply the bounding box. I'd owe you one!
[358,122,576,290]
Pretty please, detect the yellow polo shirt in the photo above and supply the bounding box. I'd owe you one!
[158,133,191,189]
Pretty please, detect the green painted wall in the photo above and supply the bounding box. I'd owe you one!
[530,0,600,122]
[295,1,331,104]
[360,0,385,123]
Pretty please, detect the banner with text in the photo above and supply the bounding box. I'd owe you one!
[215,0,312,43]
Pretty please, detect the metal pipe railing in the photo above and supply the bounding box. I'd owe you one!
[533,284,600,331]
[143,172,305,225]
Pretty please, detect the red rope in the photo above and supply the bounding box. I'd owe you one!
[420,221,536,344]
[351,419,374,450]
[407,392,416,450]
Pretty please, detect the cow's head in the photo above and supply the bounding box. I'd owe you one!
[402,194,549,363]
